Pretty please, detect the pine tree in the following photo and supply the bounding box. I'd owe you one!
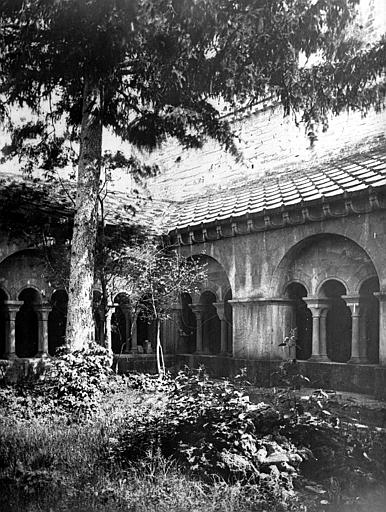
[0,0,385,349]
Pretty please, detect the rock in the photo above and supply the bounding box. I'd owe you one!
[265,452,289,464]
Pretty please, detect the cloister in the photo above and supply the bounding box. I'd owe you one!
[1,98,386,397]
[1,146,386,381]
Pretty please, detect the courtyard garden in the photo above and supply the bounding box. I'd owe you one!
[0,345,385,512]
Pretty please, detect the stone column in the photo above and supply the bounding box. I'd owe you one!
[319,307,330,360]
[304,299,330,361]
[190,304,205,354]
[213,302,228,354]
[4,300,23,359]
[374,292,386,366]
[36,303,52,357]
[130,315,138,353]
[343,295,367,364]
[120,304,131,353]
[105,304,115,354]
[168,303,183,354]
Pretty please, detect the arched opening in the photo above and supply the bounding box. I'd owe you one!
[48,290,68,356]
[320,280,352,363]
[0,289,7,358]
[180,293,196,353]
[273,233,378,299]
[16,288,40,358]
[200,290,221,354]
[286,283,312,360]
[136,315,156,350]
[224,289,233,354]
[112,293,129,354]
[359,277,379,364]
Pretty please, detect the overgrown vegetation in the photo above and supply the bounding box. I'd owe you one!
[0,355,385,511]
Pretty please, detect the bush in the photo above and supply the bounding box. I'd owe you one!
[117,367,304,511]
[0,342,125,420]
[116,367,386,510]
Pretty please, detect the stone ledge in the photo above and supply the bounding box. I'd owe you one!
[2,355,385,400]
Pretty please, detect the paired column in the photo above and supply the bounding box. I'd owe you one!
[213,302,228,354]
[189,304,205,354]
[303,298,330,361]
[36,303,52,357]
[343,295,367,364]
[4,300,23,359]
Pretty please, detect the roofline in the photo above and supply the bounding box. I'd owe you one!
[168,184,386,244]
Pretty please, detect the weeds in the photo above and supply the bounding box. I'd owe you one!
[0,362,385,511]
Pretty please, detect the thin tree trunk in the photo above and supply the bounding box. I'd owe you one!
[66,79,103,351]
[156,318,165,376]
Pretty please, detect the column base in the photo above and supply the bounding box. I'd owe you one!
[309,354,330,362]
[36,351,49,359]
[5,353,17,360]
[348,356,369,364]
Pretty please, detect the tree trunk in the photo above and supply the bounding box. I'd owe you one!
[65,80,103,351]
[155,318,165,376]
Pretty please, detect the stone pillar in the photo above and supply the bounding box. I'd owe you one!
[105,304,115,354]
[213,302,228,354]
[228,297,294,359]
[168,303,183,354]
[36,303,52,357]
[190,304,205,354]
[304,299,330,361]
[4,300,23,359]
[319,307,330,360]
[131,316,138,353]
[120,304,131,353]
[374,292,386,366]
[343,295,367,364]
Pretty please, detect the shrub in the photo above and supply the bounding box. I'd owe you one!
[0,342,125,420]
[117,366,304,511]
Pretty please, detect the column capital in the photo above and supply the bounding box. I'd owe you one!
[213,302,226,320]
[374,292,386,302]
[342,295,361,316]
[35,302,52,311]
[190,303,206,316]
[303,298,330,315]
[35,303,52,321]
[4,300,23,312]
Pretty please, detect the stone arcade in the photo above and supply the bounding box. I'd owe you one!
[162,144,386,398]
[1,104,386,397]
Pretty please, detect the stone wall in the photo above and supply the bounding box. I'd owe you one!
[145,107,386,201]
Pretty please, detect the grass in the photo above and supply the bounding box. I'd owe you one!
[0,388,290,512]
[0,376,385,512]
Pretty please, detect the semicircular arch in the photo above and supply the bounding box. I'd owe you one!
[271,233,378,297]
[187,253,232,301]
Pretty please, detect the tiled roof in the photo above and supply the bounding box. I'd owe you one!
[167,145,386,231]
[147,106,386,202]
[0,173,171,234]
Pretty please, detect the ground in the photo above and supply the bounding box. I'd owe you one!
[0,365,385,512]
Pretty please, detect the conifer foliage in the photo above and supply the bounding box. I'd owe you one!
[0,0,385,349]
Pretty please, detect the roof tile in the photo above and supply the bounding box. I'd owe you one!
[166,145,386,231]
